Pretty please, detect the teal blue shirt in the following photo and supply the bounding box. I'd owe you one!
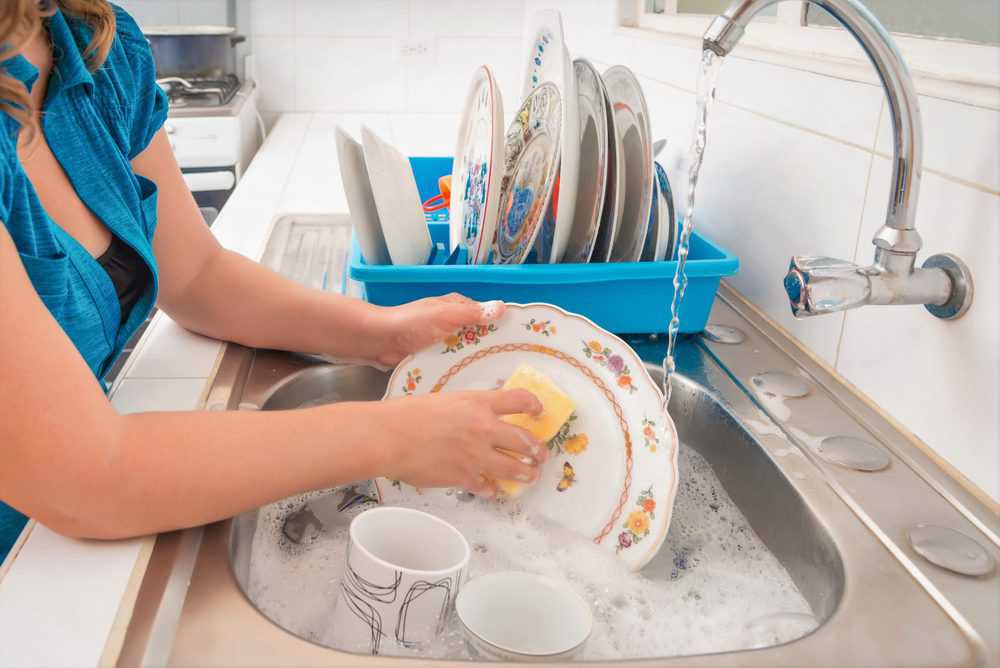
[0,6,167,562]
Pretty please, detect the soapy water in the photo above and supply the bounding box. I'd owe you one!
[245,443,818,660]
[663,49,724,409]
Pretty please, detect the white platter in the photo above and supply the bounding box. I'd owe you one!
[336,127,390,266]
[361,125,433,266]
[451,66,505,264]
[522,10,579,263]
[493,84,563,265]
[603,66,653,263]
[563,59,610,264]
[378,303,679,571]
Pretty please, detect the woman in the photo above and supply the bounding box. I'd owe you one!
[0,1,545,562]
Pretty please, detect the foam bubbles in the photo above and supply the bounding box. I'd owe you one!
[245,444,818,660]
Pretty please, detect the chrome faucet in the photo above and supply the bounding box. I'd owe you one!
[704,0,974,320]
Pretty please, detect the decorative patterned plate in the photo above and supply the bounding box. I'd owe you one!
[590,69,625,264]
[493,84,563,265]
[378,303,679,572]
[361,125,433,266]
[451,66,505,264]
[563,59,610,264]
[336,127,391,266]
[655,161,677,261]
[522,10,579,263]
[603,66,653,263]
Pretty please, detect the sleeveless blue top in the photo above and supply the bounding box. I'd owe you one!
[0,5,167,562]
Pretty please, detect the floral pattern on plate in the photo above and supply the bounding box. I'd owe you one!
[618,486,656,553]
[443,324,497,354]
[381,303,678,572]
[582,340,638,394]
[525,318,557,336]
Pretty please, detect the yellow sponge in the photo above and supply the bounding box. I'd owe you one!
[495,365,576,497]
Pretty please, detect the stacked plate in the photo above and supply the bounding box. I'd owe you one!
[338,9,678,268]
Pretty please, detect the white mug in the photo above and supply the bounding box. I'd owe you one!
[332,506,470,655]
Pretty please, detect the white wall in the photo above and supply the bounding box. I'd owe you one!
[114,0,230,26]
[129,1,999,499]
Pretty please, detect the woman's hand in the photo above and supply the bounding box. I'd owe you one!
[364,294,504,367]
[372,388,548,497]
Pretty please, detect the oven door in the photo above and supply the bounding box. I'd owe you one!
[182,168,236,225]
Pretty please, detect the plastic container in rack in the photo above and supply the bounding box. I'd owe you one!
[348,158,739,334]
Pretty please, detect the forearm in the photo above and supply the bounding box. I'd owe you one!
[48,401,387,540]
[164,247,388,360]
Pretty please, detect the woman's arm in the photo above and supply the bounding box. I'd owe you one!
[135,131,396,363]
[0,224,543,540]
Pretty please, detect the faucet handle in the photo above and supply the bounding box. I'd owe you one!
[784,256,872,317]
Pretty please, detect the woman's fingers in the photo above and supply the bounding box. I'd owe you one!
[467,474,497,499]
[486,389,543,417]
[484,449,540,483]
[434,294,505,327]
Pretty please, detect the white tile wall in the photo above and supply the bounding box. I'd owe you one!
[115,0,229,27]
[132,0,997,497]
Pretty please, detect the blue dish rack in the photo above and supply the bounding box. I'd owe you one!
[348,158,739,334]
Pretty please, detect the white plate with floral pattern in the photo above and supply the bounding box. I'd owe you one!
[377,303,679,571]
[451,66,505,264]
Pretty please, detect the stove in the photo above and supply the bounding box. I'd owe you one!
[161,76,261,223]
[158,74,243,109]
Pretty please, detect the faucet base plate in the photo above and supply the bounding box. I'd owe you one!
[923,253,974,320]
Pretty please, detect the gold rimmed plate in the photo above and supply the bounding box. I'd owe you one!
[378,303,679,572]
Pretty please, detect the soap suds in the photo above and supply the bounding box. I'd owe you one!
[245,444,818,660]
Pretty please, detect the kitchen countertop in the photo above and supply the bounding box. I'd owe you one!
[0,113,457,666]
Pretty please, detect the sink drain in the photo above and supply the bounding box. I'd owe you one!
[751,371,811,398]
[702,324,746,344]
[907,524,995,577]
[816,436,890,472]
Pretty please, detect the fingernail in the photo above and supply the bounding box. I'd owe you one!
[518,455,534,465]
[515,473,532,482]
[479,300,503,320]
[531,444,542,457]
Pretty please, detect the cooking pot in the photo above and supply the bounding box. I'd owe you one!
[144,25,246,79]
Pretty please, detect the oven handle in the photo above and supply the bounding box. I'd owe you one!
[182,170,236,193]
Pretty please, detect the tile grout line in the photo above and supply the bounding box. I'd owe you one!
[834,98,885,370]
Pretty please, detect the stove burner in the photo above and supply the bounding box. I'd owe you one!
[158,75,242,108]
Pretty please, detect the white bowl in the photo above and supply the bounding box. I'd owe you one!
[455,572,593,661]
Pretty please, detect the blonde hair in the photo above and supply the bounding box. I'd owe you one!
[1,0,116,130]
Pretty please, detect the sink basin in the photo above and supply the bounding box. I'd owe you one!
[116,216,997,667]
[224,358,843,660]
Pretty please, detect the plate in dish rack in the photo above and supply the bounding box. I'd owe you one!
[493,84,563,265]
[522,10,579,263]
[451,66,505,264]
[361,125,433,266]
[378,303,679,571]
[603,66,653,263]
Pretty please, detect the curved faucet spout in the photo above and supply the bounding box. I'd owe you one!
[703,0,973,320]
[705,0,921,243]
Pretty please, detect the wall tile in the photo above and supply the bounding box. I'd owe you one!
[253,36,296,112]
[716,58,884,148]
[250,0,295,36]
[405,38,522,114]
[693,102,870,364]
[295,38,407,112]
[175,0,229,25]
[390,114,461,157]
[409,0,526,39]
[838,159,1000,498]
[294,0,408,38]
[876,94,1000,192]
[116,0,179,26]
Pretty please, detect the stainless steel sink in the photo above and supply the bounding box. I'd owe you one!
[114,216,999,667]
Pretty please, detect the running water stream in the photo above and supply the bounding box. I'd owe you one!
[662,49,724,408]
